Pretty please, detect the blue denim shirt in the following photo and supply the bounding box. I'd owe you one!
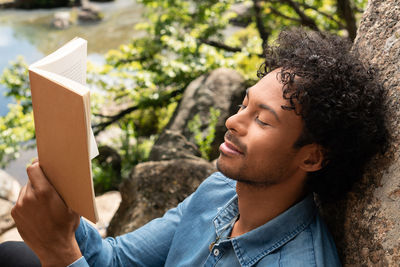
[71,172,341,266]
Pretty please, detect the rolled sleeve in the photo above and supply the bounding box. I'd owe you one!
[67,256,89,267]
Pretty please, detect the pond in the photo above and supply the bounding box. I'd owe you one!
[0,0,145,116]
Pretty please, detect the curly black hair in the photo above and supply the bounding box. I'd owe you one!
[257,28,388,201]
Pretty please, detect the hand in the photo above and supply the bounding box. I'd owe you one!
[11,160,82,267]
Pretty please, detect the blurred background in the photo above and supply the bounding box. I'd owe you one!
[0,0,367,192]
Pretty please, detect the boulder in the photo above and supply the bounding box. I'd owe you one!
[167,68,246,160]
[149,130,201,161]
[319,0,400,265]
[0,199,14,237]
[78,2,102,22]
[86,191,121,237]
[107,158,216,236]
[52,11,73,29]
[0,170,20,203]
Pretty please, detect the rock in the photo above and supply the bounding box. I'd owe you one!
[0,170,20,203]
[319,1,400,265]
[85,191,121,237]
[78,2,102,22]
[52,11,73,29]
[149,130,201,161]
[167,68,246,160]
[0,228,22,243]
[107,158,216,236]
[0,199,15,237]
[0,0,15,9]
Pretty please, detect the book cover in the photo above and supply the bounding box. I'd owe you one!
[29,38,99,223]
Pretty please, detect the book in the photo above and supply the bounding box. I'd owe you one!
[29,37,99,223]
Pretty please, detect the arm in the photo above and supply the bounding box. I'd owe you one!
[13,160,192,267]
[74,194,191,266]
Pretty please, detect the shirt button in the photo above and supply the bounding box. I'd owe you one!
[213,248,220,257]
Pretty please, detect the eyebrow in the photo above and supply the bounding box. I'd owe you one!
[246,88,281,123]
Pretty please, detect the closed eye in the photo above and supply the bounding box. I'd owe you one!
[256,117,269,126]
[238,104,247,111]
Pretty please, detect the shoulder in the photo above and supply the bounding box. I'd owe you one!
[183,172,237,211]
[197,172,236,190]
[192,172,236,199]
[275,214,341,267]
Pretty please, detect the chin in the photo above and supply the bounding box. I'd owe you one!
[216,157,236,180]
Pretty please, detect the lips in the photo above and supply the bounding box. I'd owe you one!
[219,131,245,156]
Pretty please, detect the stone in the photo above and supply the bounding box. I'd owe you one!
[107,159,216,236]
[85,191,121,237]
[0,199,14,237]
[52,11,72,29]
[319,0,400,265]
[167,68,246,160]
[0,228,22,243]
[149,130,201,161]
[0,169,20,203]
[78,2,103,22]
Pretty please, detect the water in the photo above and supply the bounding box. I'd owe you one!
[0,0,144,116]
[0,0,144,184]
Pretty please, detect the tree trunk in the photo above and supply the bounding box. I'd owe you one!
[320,0,400,265]
[336,0,357,41]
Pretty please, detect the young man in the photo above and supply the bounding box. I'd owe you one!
[6,28,387,266]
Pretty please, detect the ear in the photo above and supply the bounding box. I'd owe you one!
[297,144,324,172]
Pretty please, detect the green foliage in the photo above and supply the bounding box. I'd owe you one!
[188,108,221,160]
[0,0,368,192]
[1,57,31,113]
[0,57,34,167]
[118,118,154,178]
[92,159,117,195]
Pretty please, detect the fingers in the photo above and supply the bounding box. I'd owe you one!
[26,162,51,193]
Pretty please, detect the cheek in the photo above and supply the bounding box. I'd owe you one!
[246,130,286,158]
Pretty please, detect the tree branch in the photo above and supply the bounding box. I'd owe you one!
[281,0,319,31]
[198,39,263,57]
[253,0,270,49]
[269,6,302,24]
[298,2,346,29]
[199,39,242,53]
[92,88,185,135]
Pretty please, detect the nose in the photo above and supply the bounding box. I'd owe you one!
[225,110,248,136]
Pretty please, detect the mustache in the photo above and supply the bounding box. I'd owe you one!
[224,131,247,154]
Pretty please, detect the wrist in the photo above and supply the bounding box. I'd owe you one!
[39,238,82,267]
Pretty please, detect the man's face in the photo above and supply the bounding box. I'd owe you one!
[217,69,304,186]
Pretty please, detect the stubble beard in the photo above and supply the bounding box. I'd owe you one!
[216,157,285,188]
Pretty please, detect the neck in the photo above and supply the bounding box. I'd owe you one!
[230,175,307,237]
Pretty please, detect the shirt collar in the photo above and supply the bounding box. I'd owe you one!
[212,194,317,267]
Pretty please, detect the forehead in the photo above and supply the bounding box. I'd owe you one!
[247,70,303,127]
[247,70,284,103]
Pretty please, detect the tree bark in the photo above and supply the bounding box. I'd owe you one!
[320,0,400,265]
